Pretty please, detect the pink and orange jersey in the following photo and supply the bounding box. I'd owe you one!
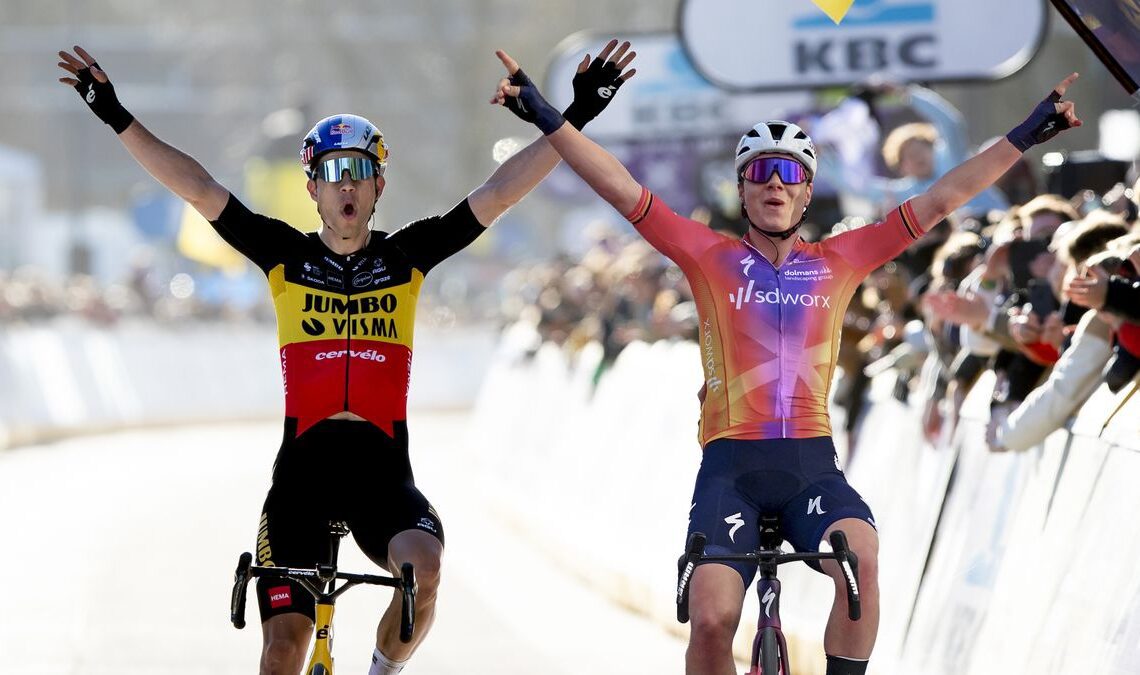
[624,188,927,447]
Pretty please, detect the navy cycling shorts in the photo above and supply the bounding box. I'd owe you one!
[686,436,875,587]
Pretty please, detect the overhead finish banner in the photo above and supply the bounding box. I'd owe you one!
[679,0,1048,91]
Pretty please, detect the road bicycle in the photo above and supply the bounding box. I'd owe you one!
[677,515,861,675]
[230,520,417,675]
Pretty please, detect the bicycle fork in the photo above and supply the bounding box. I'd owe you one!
[306,600,336,675]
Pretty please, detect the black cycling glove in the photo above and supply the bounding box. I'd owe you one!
[501,68,566,136]
[562,57,627,130]
[73,63,134,134]
[1006,90,1071,152]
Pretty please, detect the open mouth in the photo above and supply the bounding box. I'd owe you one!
[764,199,784,207]
[341,203,357,219]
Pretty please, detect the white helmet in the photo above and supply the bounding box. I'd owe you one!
[734,120,817,180]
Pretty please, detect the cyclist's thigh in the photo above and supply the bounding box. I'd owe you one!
[343,424,444,570]
[350,483,445,571]
[778,437,875,570]
[254,477,328,622]
[687,439,763,587]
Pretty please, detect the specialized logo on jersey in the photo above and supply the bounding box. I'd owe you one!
[739,253,755,277]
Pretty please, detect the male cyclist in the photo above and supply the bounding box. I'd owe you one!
[58,41,634,675]
[491,48,1080,675]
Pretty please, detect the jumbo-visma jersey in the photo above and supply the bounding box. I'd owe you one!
[211,195,484,437]
[624,188,927,447]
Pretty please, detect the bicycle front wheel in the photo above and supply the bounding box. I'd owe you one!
[753,627,782,675]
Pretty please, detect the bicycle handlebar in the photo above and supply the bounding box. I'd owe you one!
[675,530,862,623]
[228,553,418,642]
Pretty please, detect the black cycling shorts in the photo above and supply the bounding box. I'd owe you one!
[254,417,444,623]
[686,436,875,587]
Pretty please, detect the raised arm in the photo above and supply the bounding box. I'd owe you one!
[491,50,644,217]
[467,41,636,226]
[908,73,1081,230]
[57,46,230,221]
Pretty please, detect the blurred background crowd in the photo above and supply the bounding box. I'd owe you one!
[3,1,1139,452]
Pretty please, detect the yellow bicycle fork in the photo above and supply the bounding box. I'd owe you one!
[306,601,336,675]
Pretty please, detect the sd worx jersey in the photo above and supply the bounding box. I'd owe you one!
[624,188,927,446]
[211,195,484,437]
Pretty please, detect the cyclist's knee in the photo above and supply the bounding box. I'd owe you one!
[260,636,308,674]
[688,604,739,647]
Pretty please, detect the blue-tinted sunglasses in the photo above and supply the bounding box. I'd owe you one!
[740,156,808,185]
[316,156,378,182]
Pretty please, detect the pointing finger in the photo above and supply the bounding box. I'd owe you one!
[1052,72,1078,97]
[495,49,520,75]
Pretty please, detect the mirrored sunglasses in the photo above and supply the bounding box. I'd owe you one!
[317,156,378,182]
[740,156,808,185]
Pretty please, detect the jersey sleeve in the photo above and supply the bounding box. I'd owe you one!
[624,187,723,268]
[385,198,485,274]
[209,193,301,274]
[822,199,926,276]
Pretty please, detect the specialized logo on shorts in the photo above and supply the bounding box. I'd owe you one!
[807,495,827,515]
[268,585,292,608]
[724,512,746,542]
[417,517,438,534]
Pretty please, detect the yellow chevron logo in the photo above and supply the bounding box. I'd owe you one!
[811,0,855,23]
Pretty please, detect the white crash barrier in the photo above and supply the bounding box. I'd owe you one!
[0,319,495,450]
[468,338,1140,674]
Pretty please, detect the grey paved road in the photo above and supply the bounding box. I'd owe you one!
[0,414,688,674]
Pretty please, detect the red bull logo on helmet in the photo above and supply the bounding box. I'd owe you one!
[330,122,353,135]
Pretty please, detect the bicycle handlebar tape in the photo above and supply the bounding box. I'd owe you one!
[399,562,416,643]
[677,532,707,623]
[1006,90,1072,152]
[73,63,134,134]
[230,552,253,630]
[829,532,862,622]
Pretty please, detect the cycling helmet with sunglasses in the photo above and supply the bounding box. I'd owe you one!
[734,120,816,180]
[300,114,389,179]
